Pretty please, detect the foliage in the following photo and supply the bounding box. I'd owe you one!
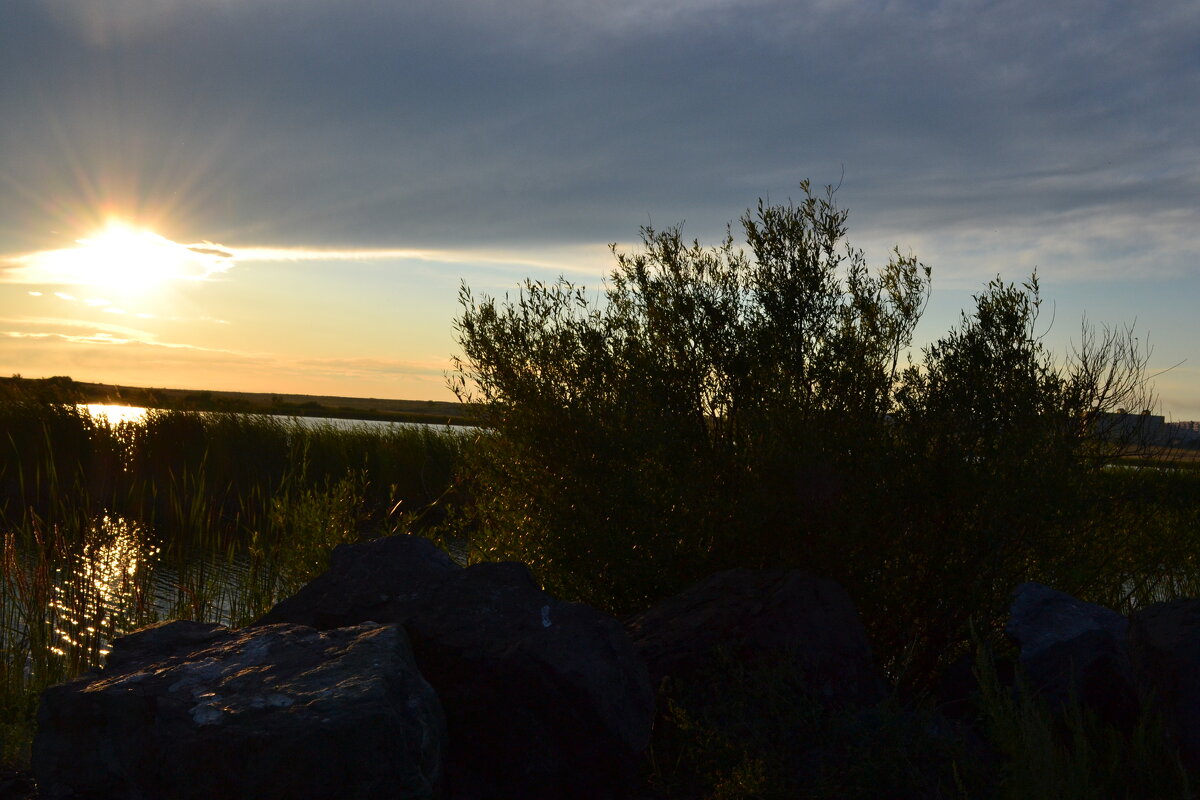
[870,276,1158,681]
[973,641,1190,800]
[646,639,1192,799]
[452,181,931,613]
[1084,468,1200,612]
[451,181,1162,687]
[647,648,982,799]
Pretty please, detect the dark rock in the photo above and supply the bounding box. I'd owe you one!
[257,534,459,629]
[1006,583,1128,655]
[412,562,653,800]
[1005,582,1138,730]
[34,620,445,800]
[625,568,887,708]
[1129,598,1200,767]
[256,535,653,800]
[0,769,36,800]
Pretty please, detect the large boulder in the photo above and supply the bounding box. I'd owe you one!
[34,620,445,800]
[1005,582,1138,730]
[625,568,887,707]
[1129,598,1200,767]
[257,534,459,629]
[256,535,654,800]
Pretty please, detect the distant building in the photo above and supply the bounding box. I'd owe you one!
[1164,420,1200,446]
[1093,410,1167,446]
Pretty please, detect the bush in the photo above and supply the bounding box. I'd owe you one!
[452,181,930,613]
[451,182,1155,679]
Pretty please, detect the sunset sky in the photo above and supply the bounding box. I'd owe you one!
[2,1,1198,416]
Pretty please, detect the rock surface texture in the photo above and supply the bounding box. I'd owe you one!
[256,535,654,800]
[1129,598,1200,768]
[625,567,887,707]
[257,534,458,630]
[33,620,445,800]
[1005,582,1138,730]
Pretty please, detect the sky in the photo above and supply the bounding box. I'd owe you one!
[1,0,1197,416]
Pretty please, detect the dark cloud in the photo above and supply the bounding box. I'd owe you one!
[2,0,1197,265]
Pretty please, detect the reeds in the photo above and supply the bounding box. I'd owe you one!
[0,388,469,765]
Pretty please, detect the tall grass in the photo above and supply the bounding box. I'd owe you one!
[972,640,1191,800]
[0,388,470,766]
[1084,467,1200,611]
[646,647,983,799]
[646,638,1194,799]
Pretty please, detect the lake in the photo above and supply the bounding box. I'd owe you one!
[5,407,469,684]
[81,403,464,432]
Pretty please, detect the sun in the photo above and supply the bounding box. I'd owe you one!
[8,221,234,294]
[68,223,193,291]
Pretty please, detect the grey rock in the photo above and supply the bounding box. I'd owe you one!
[1007,582,1128,659]
[34,620,445,800]
[1129,598,1200,767]
[256,536,653,800]
[1005,582,1137,730]
[257,534,459,630]
[625,568,887,708]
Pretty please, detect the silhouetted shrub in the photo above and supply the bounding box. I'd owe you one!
[451,182,1160,684]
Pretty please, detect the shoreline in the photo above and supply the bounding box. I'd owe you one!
[1,376,478,426]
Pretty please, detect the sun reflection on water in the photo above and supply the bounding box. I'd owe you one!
[48,515,160,659]
[81,403,150,426]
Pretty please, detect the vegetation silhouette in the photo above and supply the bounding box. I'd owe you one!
[451,181,1157,687]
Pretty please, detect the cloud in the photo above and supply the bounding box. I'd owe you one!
[853,205,1200,287]
[1,315,153,339]
[294,355,451,380]
[227,243,613,276]
[0,227,235,286]
[0,329,199,352]
[2,0,1198,408]
[38,0,203,47]
[1,236,611,289]
[187,245,234,259]
[0,315,253,358]
[5,0,1196,258]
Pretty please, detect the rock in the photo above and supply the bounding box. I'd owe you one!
[1129,598,1200,767]
[257,534,459,629]
[411,562,653,799]
[625,568,887,707]
[256,535,653,800]
[33,620,445,800]
[1006,583,1128,657]
[1005,582,1138,730]
[0,769,36,800]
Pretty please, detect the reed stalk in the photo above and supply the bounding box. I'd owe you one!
[0,390,468,766]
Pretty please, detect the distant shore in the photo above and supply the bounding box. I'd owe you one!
[1,375,478,426]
